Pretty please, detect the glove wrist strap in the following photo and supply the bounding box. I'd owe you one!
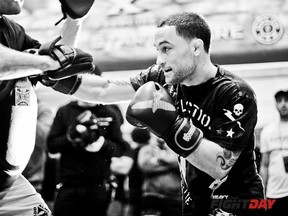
[164,118,203,158]
[52,75,82,95]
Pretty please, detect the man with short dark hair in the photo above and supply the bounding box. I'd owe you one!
[260,89,288,215]
[0,11,265,216]
[71,12,264,216]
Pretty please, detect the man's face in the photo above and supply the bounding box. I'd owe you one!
[154,25,196,85]
[0,0,24,16]
[276,96,288,118]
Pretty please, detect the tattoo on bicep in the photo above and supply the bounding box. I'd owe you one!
[216,149,241,170]
[107,79,132,87]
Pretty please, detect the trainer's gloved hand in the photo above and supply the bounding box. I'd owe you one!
[56,0,95,25]
[40,74,82,95]
[38,35,95,80]
[126,81,203,158]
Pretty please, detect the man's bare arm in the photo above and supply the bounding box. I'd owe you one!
[0,11,86,80]
[259,152,269,192]
[186,138,242,180]
[0,44,60,80]
[73,74,136,104]
[59,16,84,47]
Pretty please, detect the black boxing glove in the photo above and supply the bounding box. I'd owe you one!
[56,0,95,25]
[126,81,203,157]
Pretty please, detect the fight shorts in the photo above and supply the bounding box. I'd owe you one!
[0,174,51,216]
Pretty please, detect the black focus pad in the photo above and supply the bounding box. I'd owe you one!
[38,36,95,80]
[59,0,95,19]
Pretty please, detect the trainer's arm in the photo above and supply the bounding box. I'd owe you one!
[59,16,84,47]
[0,44,60,80]
[73,74,136,103]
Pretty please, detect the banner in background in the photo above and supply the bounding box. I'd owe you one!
[14,0,288,71]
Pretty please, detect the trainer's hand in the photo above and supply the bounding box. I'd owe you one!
[40,75,82,95]
[22,48,61,76]
[38,36,95,80]
[126,81,203,157]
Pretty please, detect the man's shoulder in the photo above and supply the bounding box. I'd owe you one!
[217,66,256,100]
[1,16,24,31]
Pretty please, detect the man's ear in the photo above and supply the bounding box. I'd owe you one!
[191,39,203,56]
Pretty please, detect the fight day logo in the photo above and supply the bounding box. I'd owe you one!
[210,195,276,210]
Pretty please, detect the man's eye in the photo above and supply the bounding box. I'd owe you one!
[161,47,170,53]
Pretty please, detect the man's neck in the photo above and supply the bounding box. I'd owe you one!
[183,60,217,86]
[280,116,288,122]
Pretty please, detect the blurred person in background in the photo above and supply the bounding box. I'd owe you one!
[137,137,182,216]
[47,98,133,216]
[108,104,134,216]
[0,0,92,215]
[260,89,288,215]
[125,128,152,216]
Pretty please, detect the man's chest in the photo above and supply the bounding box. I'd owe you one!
[175,95,215,136]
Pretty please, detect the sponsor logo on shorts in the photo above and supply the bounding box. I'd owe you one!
[33,204,51,216]
[15,87,30,106]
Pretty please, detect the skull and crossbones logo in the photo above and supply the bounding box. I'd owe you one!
[233,103,244,116]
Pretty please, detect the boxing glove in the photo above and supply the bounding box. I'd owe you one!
[126,81,203,157]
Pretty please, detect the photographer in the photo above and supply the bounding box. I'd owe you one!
[47,100,132,216]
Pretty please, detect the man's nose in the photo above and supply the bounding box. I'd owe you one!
[156,54,165,66]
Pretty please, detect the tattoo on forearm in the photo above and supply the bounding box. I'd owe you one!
[107,79,132,87]
[216,149,241,170]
